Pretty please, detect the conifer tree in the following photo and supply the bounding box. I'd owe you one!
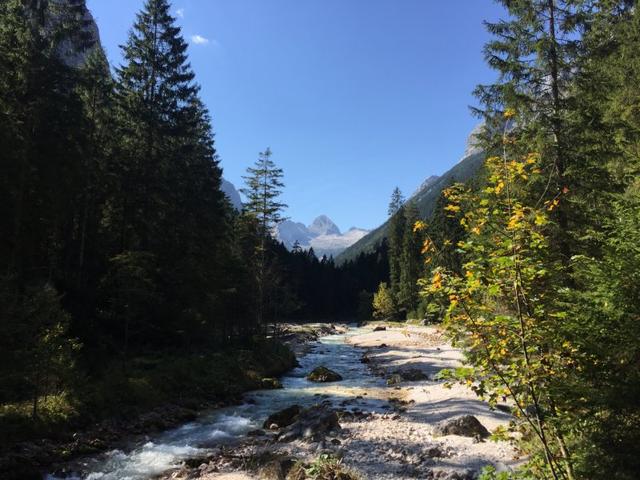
[241,148,287,238]
[108,0,227,346]
[386,187,405,317]
[474,0,592,267]
[0,0,86,284]
[113,0,202,252]
[240,148,288,327]
[398,201,422,315]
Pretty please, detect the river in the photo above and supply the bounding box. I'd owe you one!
[46,325,386,480]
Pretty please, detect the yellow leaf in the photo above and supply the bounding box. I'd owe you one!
[431,272,443,290]
[413,220,427,232]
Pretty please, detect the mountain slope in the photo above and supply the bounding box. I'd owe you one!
[336,145,484,264]
[221,178,243,210]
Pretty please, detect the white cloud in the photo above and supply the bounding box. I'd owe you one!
[175,8,185,18]
[190,35,210,45]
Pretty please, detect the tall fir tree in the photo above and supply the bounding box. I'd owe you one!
[240,148,288,328]
[398,201,422,315]
[107,0,228,348]
[386,187,405,317]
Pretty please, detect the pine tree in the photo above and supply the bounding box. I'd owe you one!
[398,201,422,316]
[241,148,287,238]
[240,148,288,328]
[0,0,87,284]
[474,0,596,269]
[107,0,228,347]
[113,0,201,252]
[386,187,405,317]
[73,48,115,289]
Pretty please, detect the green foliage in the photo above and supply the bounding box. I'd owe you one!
[356,290,374,322]
[418,3,640,479]
[398,202,422,313]
[289,454,361,480]
[372,282,395,321]
[240,148,291,327]
[0,282,80,417]
[241,147,288,237]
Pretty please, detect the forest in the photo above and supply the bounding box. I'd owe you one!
[1,1,639,479]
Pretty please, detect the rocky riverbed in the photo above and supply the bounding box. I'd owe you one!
[156,324,521,480]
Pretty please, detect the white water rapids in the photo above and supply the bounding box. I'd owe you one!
[46,326,387,480]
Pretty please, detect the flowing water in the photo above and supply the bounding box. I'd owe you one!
[46,326,386,480]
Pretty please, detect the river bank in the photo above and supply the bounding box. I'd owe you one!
[1,327,340,480]
[158,324,520,480]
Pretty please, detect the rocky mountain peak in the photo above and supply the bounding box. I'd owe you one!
[463,123,484,159]
[308,215,341,236]
[412,175,440,197]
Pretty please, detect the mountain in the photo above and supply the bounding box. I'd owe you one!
[218,178,368,257]
[335,126,485,264]
[45,0,103,67]
[308,215,341,236]
[275,216,369,258]
[308,227,370,258]
[277,220,316,246]
[221,178,243,210]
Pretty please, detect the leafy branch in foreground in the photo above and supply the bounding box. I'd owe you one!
[419,118,578,479]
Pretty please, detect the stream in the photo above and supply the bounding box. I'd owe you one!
[46,326,386,480]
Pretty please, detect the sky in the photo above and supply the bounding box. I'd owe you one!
[86,0,505,231]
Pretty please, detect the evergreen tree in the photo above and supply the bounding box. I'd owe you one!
[474,0,595,268]
[241,148,287,238]
[240,148,288,327]
[0,0,87,284]
[106,0,228,347]
[398,201,422,316]
[386,187,405,317]
[113,0,201,252]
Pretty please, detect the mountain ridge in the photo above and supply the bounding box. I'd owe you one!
[276,216,369,258]
[335,127,485,264]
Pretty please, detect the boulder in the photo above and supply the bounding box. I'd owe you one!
[261,377,283,389]
[433,415,490,439]
[307,366,343,382]
[278,405,341,442]
[263,405,301,429]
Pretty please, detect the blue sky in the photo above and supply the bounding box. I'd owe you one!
[87,0,505,231]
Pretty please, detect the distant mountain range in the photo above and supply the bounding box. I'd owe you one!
[276,216,370,259]
[335,126,485,264]
[219,180,369,258]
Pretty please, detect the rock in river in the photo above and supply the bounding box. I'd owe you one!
[433,415,490,439]
[263,405,302,429]
[278,405,341,442]
[261,377,283,389]
[307,366,343,382]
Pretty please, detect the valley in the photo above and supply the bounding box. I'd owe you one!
[1,1,638,479]
[45,324,518,480]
